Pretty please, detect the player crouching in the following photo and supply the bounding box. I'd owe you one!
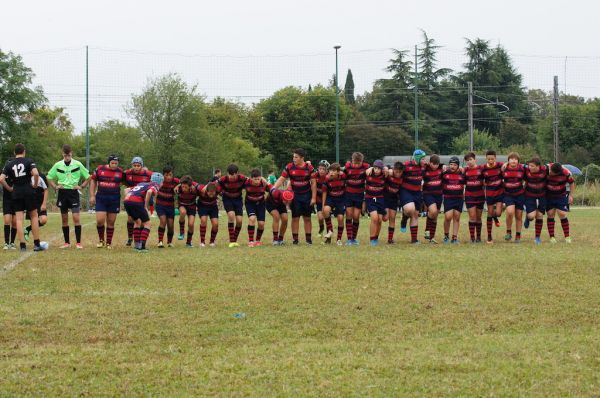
[123,173,162,252]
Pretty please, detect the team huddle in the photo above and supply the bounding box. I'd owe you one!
[1,144,575,252]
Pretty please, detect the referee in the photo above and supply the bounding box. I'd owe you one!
[47,144,91,249]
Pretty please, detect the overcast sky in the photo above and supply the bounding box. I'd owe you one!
[2,0,599,131]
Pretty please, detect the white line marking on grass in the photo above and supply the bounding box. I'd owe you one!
[1,221,95,278]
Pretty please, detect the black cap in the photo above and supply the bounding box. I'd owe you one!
[449,156,460,165]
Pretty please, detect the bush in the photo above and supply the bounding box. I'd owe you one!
[572,182,600,207]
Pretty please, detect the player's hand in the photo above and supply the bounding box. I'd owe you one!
[310,198,316,206]
[89,196,96,206]
[56,184,63,190]
[568,194,573,205]
[74,185,81,190]
[41,205,46,212]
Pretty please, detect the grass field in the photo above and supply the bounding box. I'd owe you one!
[1,209,600,397]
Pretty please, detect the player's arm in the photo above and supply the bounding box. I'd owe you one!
[272,175,287,190]
[41,184,49,211]
[89,176,97,206]
[568,177,576,205]
[144,189,155,210]
[31,166,39,188]
[310,176,317,206]
[46,162,61,190]
[322,184,328,204]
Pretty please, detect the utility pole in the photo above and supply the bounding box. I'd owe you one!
[85,45,90,209]
[334,44,341,163]
[414,45,419,150]
[468,81,474,151]
[553,75,559,162]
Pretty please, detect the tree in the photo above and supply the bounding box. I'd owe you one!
[451,129,501,154]
[344,69,355,105]
[0,49,46,157]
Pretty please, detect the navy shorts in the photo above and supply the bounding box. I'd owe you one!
[198,205,219,219]
[155,204,175,218]
[124,201,150,223]
[245,200,266,221]
[223,196,243,216]
[325,196,345,216]
[95,194,121,213]
[423,193,443,209]
[547,195,569,212]
[315,202,323,212]
[465,201,485,210]
[291,193,312,218]
[400,189,423,208]
[266,201,287,215]
[504,194,525,211]
[444,197,464,213]
[524,196,547,214]
[344,192,364,209]
[384,194,399,211]
[179,204,197,216]
[366,197,387,215]
[486,194,504,206]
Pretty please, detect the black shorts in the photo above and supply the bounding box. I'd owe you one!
[245,200,266,221]
[57,189,80,213]
[266,201,287,215]
[198,205,219,219]
[2,191,15,215]
[223,196,243,216]
[124,201,150,223]
[12,186,37,213]
[291,193,312,218]
[26,209,47,220]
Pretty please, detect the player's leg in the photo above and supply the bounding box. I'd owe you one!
[345,206,355,242]
[475,207,483,242]
[60,209,70,246]
[233,200,243,242]
[270,209,281,244]
[467,206,478,243]
[279,212,289,243]
[28,209,41,247]
[126,215,135,246]
[505,204,515,241]
[199,215,208,246]
[96,211,107,247]
[369,210,379,244]
[71,205,82,247]
[426,202,439,242]
[139,218,152,251]
[256,204,266,244]
[248,214,257,246]
[317,206,325,236]
[336,213,344,244]
[3,213,12,248]
[452,210,461,243]
[178,207,187,240]
[443,208,452,243]
[186,212,195,247]
[322,205,333,242]
[514,208,523,242]
[166,215,175,245]
[352,206,361,243]
[106,212,117,248]
[209,216,219,246]
[256,219,265,244]
[557,208,570,242]
[157,214,167,245]
[15,211,26,250]
[302,214,312,244]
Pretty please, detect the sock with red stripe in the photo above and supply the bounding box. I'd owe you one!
[179,220,185,235]
[272,230,278,242]
[318,219,324,234]
[325,217,333,233]
[248,225,255,242]
[346,219,354,240]
[97,225,105,242]
[210,228,218,243]
[167,230,174,244]
[292,233,299,243]
[430,219,437,239]
[475,222,482,241]
[516,232,521,240]
[305,233,312,244]
[468,221,476,241]
[560,217,570,237]
[186,231,193,245]
[133,227,141,246]
[535,219,543,238]
[127,222,134,240]
[106,227,114,245]
[388,226,395,242]
[158,226,165,242]
[353,220,360,240]
[486,217,493,241]
[410,225,418,242]
[200,225,207,243]
[228,222,235,242]
[234,224,242,241]
[547,218,555,237]
[337,225,344,241]
[256,227,264,242]
[140,227,150,249]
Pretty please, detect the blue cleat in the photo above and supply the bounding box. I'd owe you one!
[534,237,542,245]
[370,239,379,246]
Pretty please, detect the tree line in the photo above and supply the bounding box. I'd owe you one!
[2,32,600,180]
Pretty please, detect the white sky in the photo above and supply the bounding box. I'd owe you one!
[2,0,599,131]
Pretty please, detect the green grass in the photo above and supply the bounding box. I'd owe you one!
[1,210,600,397]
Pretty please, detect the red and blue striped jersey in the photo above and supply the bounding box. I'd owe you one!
[463,165,485,203]
[197,183,221,207]
[282,162,314,195]
[365,173,385,199]
[156,177,180,207]
[323,173,346,198]
[124,182,158,203]
[442,170,465,199]
[546,166,574,198]
[502,164,526,197]
[178,183,199,207]
[344,162,369,194]
[402,161,424,192]
[483,162,504,198]
[384,174,403,196]
[123,168,153,187]
[244,179,271,202]
[218,174,247,199]
[422,165,443,195]
[92,165,124,196]
[312,171,328,203]
[524,165,548,198]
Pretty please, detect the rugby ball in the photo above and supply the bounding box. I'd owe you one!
[39,241,49,250]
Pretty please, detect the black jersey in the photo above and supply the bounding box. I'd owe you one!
[2,157,37,188]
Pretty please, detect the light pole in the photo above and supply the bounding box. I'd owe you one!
[334,44,341,163]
